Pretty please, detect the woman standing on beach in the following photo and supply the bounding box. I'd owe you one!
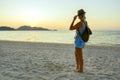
[69,9,86,72]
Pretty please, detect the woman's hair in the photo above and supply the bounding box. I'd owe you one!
[80,14,84,18]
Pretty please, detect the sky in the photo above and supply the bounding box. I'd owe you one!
[0,0,120,30]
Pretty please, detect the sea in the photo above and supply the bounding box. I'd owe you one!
[0,30,120,46]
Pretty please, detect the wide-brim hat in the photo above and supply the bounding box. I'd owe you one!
[77,9,86,16]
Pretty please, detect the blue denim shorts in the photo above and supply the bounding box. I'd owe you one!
[74,38,85,48]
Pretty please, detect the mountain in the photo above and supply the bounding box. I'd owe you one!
[0,26,56,31]
[0,26,15,30]
[17,26,50,31]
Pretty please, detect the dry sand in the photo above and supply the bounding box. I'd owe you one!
[0,41,120,80]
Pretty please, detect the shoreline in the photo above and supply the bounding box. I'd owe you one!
[0,40,120,47]
[0,40,120,80]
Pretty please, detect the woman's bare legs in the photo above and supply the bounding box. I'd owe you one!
[75,48,83,72]
[75,49,79,70]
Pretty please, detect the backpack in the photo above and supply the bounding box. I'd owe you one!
[77,21,92,42]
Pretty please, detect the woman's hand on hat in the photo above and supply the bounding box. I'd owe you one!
[73,15,77,20]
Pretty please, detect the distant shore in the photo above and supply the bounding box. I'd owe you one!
[0,26,57,31]
[0,40,120,80]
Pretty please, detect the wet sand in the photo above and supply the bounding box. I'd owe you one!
[0,41,120,80]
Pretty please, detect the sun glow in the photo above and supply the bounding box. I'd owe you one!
[20,11,43,26]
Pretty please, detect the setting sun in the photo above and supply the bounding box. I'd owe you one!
[19,10,43,26]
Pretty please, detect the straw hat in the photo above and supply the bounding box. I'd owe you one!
[77,9,86,16]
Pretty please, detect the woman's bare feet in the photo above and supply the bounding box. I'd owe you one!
[74,69,80,72]
[74,66,83,73]
[74,69,83,73]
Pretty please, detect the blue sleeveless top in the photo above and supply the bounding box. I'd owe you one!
[74,21,86,48]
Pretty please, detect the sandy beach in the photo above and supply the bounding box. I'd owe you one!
[0,41,120,80]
